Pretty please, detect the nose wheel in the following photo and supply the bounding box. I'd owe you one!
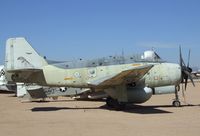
[172,100,181,107]
[172,85,181,107]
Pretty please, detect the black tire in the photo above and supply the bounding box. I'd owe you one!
[106,97,113,108]
[172,100,181,107]
[106,97,126,110]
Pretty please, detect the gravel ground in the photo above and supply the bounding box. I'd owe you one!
[0,83,200,136]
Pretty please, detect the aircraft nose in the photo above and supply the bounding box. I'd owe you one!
[172,63,182,84]
[164,63,182,85]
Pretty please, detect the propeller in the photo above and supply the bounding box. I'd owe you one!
[179,46,195,90]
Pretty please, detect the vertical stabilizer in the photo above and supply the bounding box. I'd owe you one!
[5,37,48,71]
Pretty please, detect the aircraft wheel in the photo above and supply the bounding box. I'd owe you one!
[106,97,126,110]
[172,100,181,107]
[106,97,113,107]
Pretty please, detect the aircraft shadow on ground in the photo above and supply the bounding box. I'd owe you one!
[31,106,101,112]
[0,90,15,94]
[121,105,173,114]
[30,104,199,114]
[120,104,200,114]
[30,105,172,114]
[31,103,200,114]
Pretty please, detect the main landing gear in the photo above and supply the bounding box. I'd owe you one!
[172,85,181,107]
[106,97,126,111]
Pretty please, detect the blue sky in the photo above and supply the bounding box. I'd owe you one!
[0,0,200,67]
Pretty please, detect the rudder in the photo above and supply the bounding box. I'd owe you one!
[5,37,48,71]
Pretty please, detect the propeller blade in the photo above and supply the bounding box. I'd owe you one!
[187,49,191,67]
[182,86,186,103]
[188,73,195,87]
[185,76,188,90]
[179,46,183,68]
[183,70,195,87]
[179,46,186,67]
[182,58,186,67]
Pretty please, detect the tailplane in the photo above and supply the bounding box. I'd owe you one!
[5,37,48,71]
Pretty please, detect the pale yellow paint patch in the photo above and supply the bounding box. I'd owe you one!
[132,64,141,67]
[64,77,74,80]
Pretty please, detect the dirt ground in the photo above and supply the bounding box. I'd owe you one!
[0,83,200,136]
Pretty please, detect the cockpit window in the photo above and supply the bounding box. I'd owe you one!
[141,50,162,61]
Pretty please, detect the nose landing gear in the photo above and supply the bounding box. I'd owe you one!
[172,85,181,107]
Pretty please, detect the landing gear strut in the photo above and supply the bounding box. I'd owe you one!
[106,97,126,110]
[172,85,181,107]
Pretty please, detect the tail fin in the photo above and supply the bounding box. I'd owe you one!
[5,37,48,71]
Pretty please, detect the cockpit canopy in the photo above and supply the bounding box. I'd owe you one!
[45,50,163,69]
[141,50,161,61]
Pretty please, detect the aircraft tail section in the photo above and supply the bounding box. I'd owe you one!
[5,37,48,71]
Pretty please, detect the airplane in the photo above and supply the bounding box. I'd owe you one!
[0,65,17,92]
[4,37,195,110]
[1,64,105,101]
[191,67,200,78]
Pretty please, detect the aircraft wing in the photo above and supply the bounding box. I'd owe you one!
[88,65,153,87]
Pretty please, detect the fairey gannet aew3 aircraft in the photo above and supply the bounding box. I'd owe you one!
[1,65,107,101]
[4,37,195,110]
